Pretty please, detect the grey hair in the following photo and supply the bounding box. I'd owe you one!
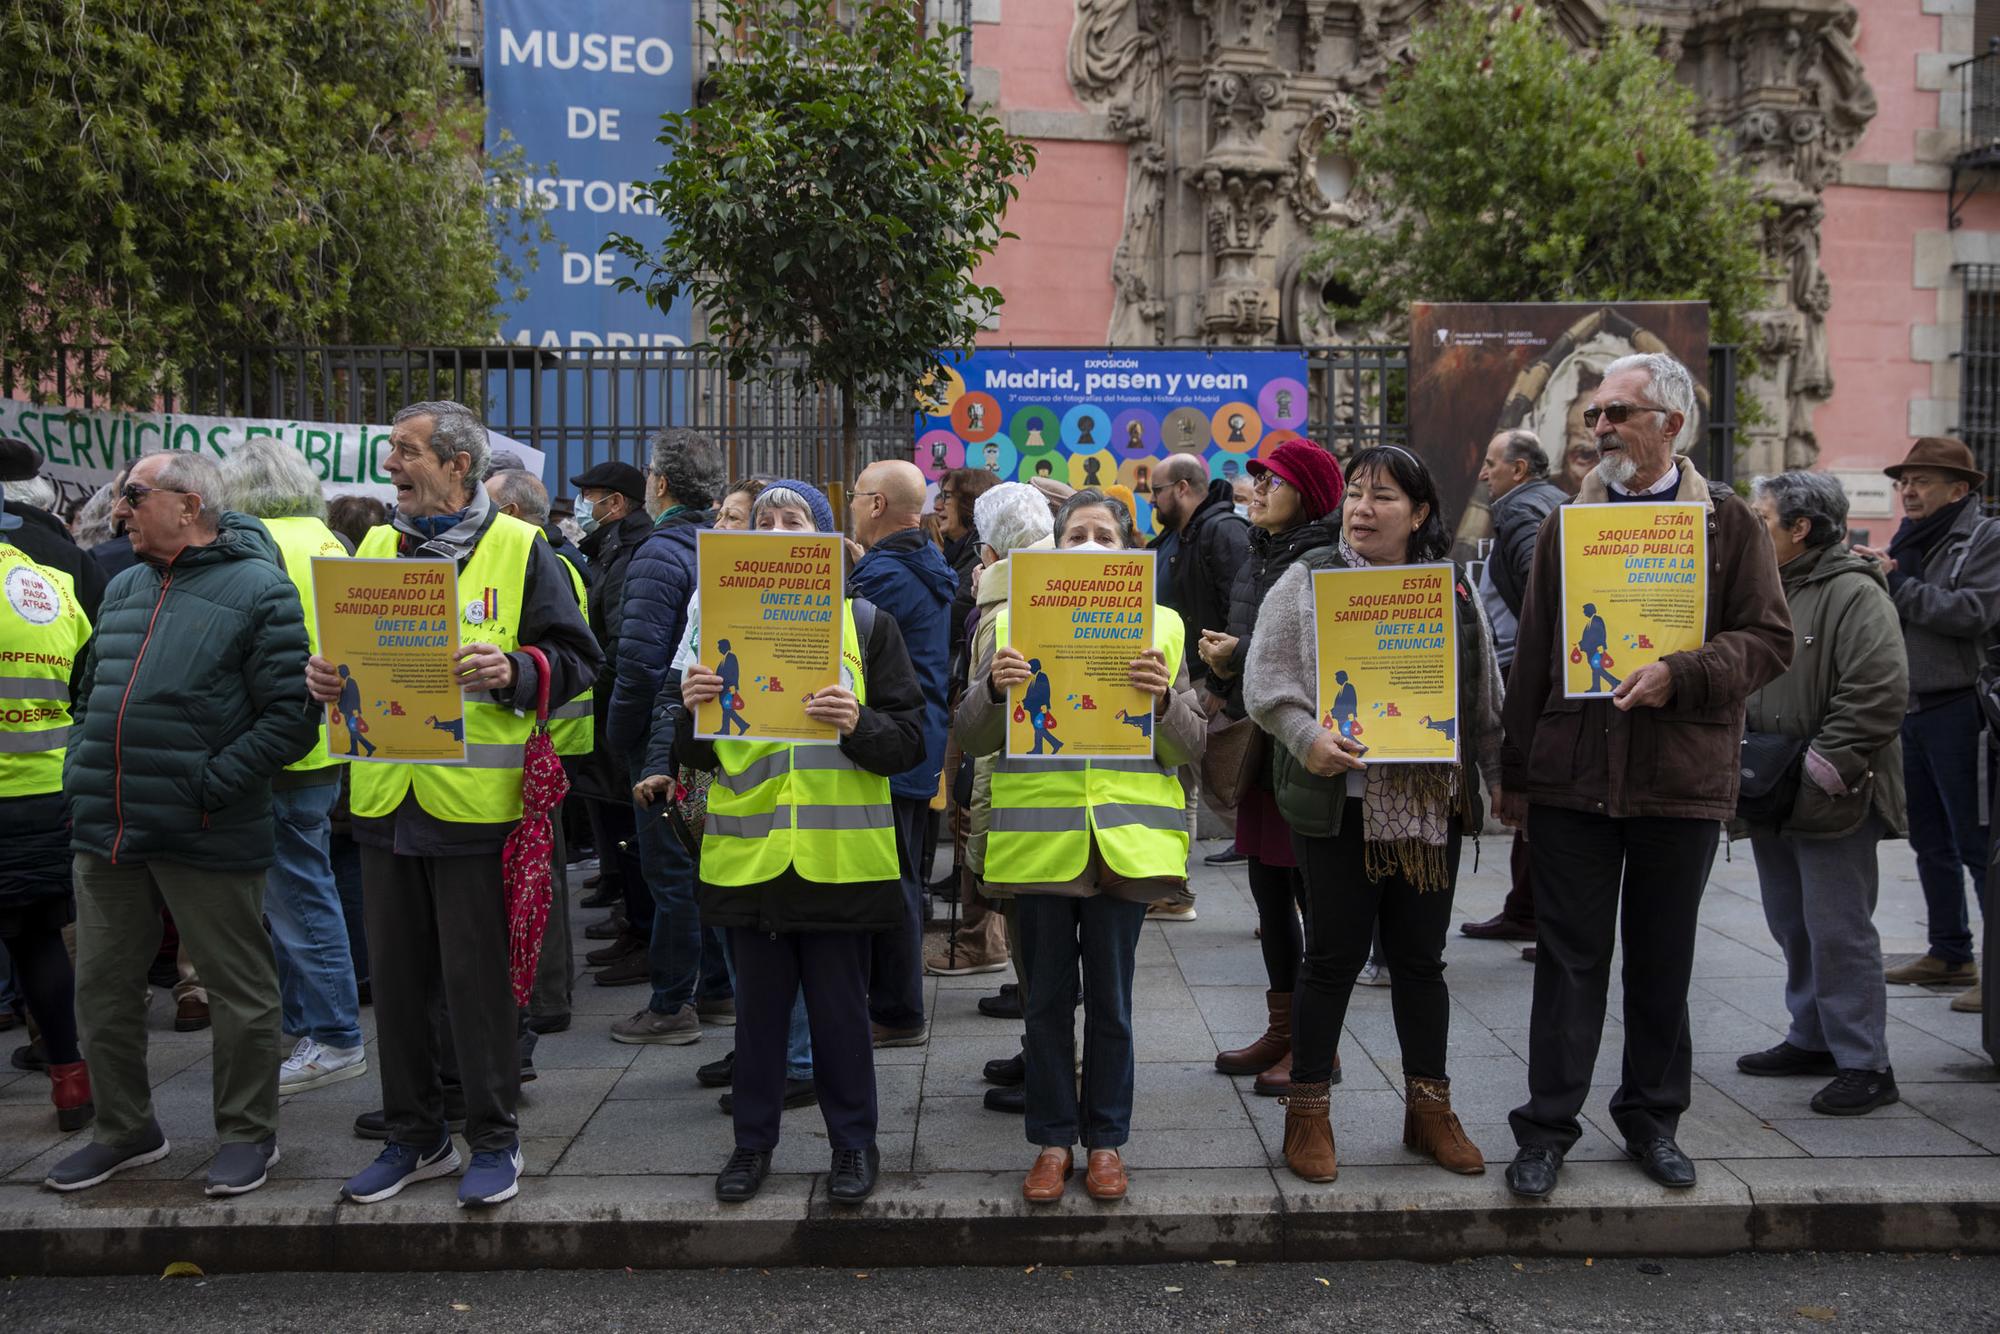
[151,451,225,529]
[647,428,723,510]
[488,468,551,526]
[72,472,127,547]
[1495,429,1550,478]
[217,438,327,520]
[2,474,57,511]
[393,400,491,490]
[1054,489,1140,550]
[1603,352,1697,451]
[751,486,818,530]
[1752,470,1848,549]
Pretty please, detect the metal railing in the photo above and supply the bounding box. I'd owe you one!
[693,0,975,84]
[1958,264,2000,499]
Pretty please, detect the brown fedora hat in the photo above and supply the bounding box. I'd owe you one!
[1884,436,1986,487]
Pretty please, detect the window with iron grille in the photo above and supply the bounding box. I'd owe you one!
[1960,263,2000,498]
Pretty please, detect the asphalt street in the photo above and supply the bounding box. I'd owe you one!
[5,1254,1997,1333]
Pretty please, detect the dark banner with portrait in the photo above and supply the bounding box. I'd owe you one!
[1406,302,1710,560]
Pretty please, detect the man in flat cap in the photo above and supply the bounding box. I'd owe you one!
[0,440,107,621]
[1855,438,1999,1013]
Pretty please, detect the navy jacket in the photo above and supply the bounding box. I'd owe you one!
[608,507,708,757]
[849,527,956,800]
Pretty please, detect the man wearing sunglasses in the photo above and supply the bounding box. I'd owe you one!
[1498,352,1793,1202]
[47,450,320,1199]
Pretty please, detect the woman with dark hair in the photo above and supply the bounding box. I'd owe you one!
[1195,440,1346,1097]
[1245,445,1505,1184]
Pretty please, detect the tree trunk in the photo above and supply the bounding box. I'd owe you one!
[832,381,859,529]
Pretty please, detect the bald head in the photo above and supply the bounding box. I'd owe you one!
[1151,454,1211,533]
[854,459,926,548]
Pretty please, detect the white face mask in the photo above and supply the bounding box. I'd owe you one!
[1067,539,1115,552]
[574,494,600,534]
[1232,503,1250,520]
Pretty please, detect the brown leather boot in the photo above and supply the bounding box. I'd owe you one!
[49,1060,94,1132]
[1255,1047,1342,1097]
[1279,1079,1337,1182]
[1215,991,1291,1076]
[1403,1075,1485,1175]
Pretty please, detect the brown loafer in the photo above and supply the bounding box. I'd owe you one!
[1084,1148,1127,1201]
[1022,1147,1072,1203]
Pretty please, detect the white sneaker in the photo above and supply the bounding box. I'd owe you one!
[279,1037,369,1093]
[1357,960,1392,987]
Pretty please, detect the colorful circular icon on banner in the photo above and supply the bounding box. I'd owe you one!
[1258,428,1302,458]
[916,429,962,480]
[1068,450,1116,491]
[1117,455,1162,501]
[1212,402,1262,452]
[1133,494,1160,539]
[1161,407,1210,454]
[951,392,1002,442]
[1110,408,1160,454]
[1060,404,1112,451]
[1208,453,1252,484]
[1258,378,1308,430]
[1016,449,1063,482]
[1010,404,1061,453]
[917,365,967,417]
[971,433,1016,477]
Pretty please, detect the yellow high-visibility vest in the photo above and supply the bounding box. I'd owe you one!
[262,514,348,774]
[545,545,593,758]
[0,546,90,798]
[701,602,898,885]
[349,514,539,823]
[985,604,1189,883]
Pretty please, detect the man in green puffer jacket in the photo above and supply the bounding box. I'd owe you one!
[1738,471,1909,1118]
[47,451,318,1199]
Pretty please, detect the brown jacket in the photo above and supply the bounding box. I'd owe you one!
[1500,456,1794,822]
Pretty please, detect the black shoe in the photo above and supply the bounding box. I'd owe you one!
[579,882,621,909]
[697,1049,736,1089]
[526,1012,571,1035]
[719,1078,819,1115]
[1625,1136,1696,1188]
[715,1147,771,1203]
[983,1084,1025,1114]
[1203,847,1247,866]
[353,1101,466,1141]
[1811,1067,1899,1117]
[583,912,629,942]
[1505,1145,1562,1199]
[978,985,1022,1020]
[585,932,644,967]
[927,871,961,903]
[12,1039,48,1072]
[827,1144,880,1204]
[1737,1040,1837,1078]
[984,1053,1025,1087]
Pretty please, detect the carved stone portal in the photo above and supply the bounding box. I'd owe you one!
[1065,0,1879,473]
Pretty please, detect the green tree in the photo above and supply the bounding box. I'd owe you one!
[607,0,1036,480]
[1314,1,1768,357]
[0,1,541,407]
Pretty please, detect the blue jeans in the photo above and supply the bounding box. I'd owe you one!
[628,747,703,1016]
[330,827,368,988]
[1016,892,1147,1150]
[1903,694,1992,965]
[722,934,812,1080]
[267,782,363,1048]
[867,796,929,1030]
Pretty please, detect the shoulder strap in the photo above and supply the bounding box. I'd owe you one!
[852,595,878,647]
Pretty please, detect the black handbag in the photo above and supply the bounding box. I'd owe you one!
[1736,730,1808,828]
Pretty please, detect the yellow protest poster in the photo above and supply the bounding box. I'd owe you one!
[1006,549,1155,760]
[311,557,465,764]
[694,531,844,744]
[1558,502,1708,699]
[1312,564,1458,764]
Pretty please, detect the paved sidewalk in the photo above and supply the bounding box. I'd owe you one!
[2,834,1994,1273]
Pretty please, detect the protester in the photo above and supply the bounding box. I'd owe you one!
[678,478,923,1206]
[930,468,1000,907]
[1245,445,1502,1183]
[310,401,600,1209]
[1499,353,1792,1200]
[1739,471,1907,1114]
[849,459,957,1048]
[326,495,388,551]
[0,440,108,621]
[1854,438,1999,1014]
[218,441,368,1095]
[48,451,319,1196]
[964,489,1201,1203]
[1462,430,1566,952]
[0,495,94,1133]
[79,467,140,578]
[318,493,382,1007]
[1199,439,1344,1096]
[604,430,726,1043]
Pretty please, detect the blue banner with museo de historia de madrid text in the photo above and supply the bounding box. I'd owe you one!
[485,0,692,351]
[914,347,1311,537]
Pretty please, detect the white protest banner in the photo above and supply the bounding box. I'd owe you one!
[0,397,541,510]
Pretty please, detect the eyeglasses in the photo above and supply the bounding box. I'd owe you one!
[1251,473,1288,493]
[118,482,187,507]
[850,490,884,506]
[1581,401,1666,429]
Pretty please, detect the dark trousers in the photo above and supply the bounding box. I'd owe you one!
[729,927,876,1152]
[868,796,930,1030]
[1501,830,1536,924]
[360,846,519,1152]
[1902,695,1991,965]
[628,747,702,1013]
[1246,855,1306,993]
[1509,805,1716,1153]
[1291,809,1459,1085]
[1015,893,1147,1150]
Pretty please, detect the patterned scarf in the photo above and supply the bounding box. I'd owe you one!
[1335,536,1458,891]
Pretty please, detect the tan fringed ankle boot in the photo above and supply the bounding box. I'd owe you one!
[1279,1079,1337,1182]
[1403,1075,1486,1175]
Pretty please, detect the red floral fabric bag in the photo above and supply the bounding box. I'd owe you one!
[503,645,570,1007]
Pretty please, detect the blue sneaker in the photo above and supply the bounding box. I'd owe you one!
[458,1143,523,1208]
[341,1136,459,1204]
